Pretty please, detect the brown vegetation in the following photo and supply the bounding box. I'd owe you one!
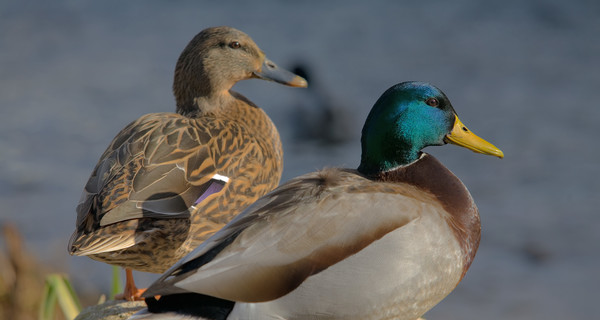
[1,223,48,320]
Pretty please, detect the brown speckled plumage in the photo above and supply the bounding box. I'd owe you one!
[68,26,307,278]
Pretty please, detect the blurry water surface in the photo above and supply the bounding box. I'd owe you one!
[1,1,599,319]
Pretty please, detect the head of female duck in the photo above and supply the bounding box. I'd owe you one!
[173,26,307,115]
[358,82,503,175]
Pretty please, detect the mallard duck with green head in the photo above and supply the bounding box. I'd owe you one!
[131,81,503,319]
[67,26,307,300]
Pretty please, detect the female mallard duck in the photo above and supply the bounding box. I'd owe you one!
[131,81,503,320]
[68,26,307,300]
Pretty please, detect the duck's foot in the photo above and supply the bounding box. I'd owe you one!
[115,288,147,301]
[115,268,146,301]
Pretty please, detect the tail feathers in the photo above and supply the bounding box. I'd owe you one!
[140,293,234,320]
[69,229,152,256]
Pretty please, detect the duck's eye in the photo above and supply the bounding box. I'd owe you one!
[425,98,439,107]
[229,41,241,49]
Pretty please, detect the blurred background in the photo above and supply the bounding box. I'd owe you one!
[1,0,599,319]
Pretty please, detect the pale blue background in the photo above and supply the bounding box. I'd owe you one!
[1,1,598,319]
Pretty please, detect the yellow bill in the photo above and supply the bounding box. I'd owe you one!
[445,115,504,158]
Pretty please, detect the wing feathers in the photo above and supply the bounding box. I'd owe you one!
[145,169,427,302]
[74,113,234,230]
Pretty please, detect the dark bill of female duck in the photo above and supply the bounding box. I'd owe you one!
[444,115,504,158]
[253,58,308,88]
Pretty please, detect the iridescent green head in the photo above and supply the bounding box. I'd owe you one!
[358,82,503,175]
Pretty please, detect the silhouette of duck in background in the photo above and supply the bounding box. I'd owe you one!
[289,62,355,144]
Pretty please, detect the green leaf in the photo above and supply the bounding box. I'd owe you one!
[39,277,58,320]
[39,274,82,320]
[110,266,122,300]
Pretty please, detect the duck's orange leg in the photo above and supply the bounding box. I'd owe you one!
[115,268,146,301]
